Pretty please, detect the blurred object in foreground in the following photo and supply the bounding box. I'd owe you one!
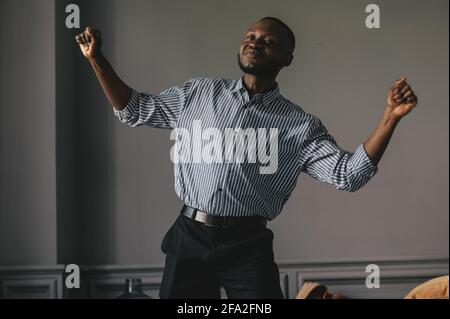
[117,278,152,299]
[296,281,348,299]
[405,275,449,299]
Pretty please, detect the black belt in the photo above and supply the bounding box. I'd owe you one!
[181,205,267,229]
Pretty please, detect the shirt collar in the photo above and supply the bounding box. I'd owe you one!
[232,77,281,106]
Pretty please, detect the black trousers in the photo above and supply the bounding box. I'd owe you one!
[159,214,284,299]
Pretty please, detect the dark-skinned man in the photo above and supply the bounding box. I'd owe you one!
[76,17,418,299]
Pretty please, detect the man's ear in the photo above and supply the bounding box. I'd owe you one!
[283,54,294,67]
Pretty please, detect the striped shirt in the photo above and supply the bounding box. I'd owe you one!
[114,77,378,220]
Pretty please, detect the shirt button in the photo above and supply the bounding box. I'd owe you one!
[217,188,223,192]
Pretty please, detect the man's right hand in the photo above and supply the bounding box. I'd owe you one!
[75,27,102,59]
[75,26,132,110]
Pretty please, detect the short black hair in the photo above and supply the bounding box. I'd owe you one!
[259,17,296,54]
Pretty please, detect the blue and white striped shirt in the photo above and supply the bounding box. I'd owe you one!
[114,77,378,220]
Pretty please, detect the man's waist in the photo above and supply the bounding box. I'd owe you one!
[180,205,267,229]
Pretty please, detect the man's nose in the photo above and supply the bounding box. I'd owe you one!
[248,39,263,50]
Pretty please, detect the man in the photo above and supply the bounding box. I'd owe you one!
[76,17,418,299]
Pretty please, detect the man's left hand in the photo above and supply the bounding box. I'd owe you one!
[386,77,418,120]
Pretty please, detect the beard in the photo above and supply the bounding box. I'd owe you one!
[237,52,278,76]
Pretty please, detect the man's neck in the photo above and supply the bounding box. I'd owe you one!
[242,73,277,97]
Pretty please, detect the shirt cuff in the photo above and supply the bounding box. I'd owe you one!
[113,89,139,122]
[352,144,378,177]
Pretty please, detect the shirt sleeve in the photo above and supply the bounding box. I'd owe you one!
[113,79,195,129]
[298,117,378,192]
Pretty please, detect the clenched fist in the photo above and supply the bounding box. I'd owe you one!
[75,27,102,59]
[386,77,418,120]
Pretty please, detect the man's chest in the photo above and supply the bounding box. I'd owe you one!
[174,94,305,160]
[177,92,295,131]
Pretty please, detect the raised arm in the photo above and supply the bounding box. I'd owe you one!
[299,77,418,192]
[75,26,132,110]
[363,77,418,166]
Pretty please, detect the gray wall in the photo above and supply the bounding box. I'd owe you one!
[0,0,56,265]
[1,0,448,268]
[96,0,449,264]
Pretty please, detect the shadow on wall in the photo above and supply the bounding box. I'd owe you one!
[56,0,116,265]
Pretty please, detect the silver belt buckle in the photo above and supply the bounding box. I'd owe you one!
[197,210,227,228]
[195,210,207,224]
